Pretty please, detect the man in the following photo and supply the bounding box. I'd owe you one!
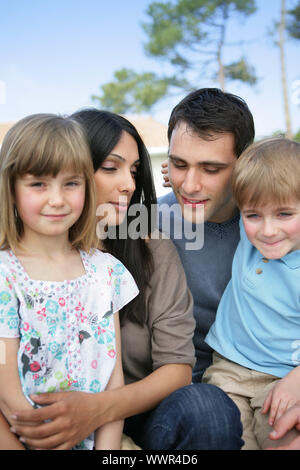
[159,88,300,451]
[159,87,255,382]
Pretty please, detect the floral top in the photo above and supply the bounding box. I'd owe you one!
[0,249,138,449]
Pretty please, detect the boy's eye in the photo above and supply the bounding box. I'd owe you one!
[245,213,259,219]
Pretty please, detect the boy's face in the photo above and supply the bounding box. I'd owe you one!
[242,200,300,259]
[168,121,238,224]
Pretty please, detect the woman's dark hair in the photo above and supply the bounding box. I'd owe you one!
[168,88,255,157]
[71,108,157,325]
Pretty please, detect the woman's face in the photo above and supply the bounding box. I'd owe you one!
[94,130,140,226]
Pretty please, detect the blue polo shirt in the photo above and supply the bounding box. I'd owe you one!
[205,219,300,378]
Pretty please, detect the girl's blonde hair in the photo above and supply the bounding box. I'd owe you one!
[0,113,98,251]
[232,137,300,209]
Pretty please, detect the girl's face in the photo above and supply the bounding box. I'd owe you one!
[94,131,140,226]
[242,200,300,259]
[14,168,86,242]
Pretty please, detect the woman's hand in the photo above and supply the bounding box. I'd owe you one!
[10,363,191,449]
[10,391,109,450]
[262,369,300,426]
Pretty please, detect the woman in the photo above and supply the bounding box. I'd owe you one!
[8,110,242,450]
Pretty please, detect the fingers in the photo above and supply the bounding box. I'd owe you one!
[269,405,300,440]
[161,160,168,170]
[12,393,64,423]
[30,392,63,405]
[261,390,272,415]
[15,433,71,450]
[268,399,287,427]
[10,418,74,450]
[11,418,59,440]
[267,435,300,450]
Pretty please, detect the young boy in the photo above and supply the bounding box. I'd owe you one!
[204,138,300,450]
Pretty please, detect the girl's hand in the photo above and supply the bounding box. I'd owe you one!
[161,160,171,188]
[262,372,300,426]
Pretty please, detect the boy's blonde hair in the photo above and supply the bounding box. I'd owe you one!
[0,113,98,251]
[232,137,300,209]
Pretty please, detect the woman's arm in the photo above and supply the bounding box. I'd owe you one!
[10,362,191,450]
[94,313,124,450]
[0,338,33,449]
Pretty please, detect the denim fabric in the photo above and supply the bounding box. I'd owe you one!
[123,383,244,450]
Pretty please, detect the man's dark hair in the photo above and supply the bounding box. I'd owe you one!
[168,88,255,157]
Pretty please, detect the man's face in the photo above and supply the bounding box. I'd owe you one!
[168,121,238,224]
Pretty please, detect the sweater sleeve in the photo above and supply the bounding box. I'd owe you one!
[146,237,196,370]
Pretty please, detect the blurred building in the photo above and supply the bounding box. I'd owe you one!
[0,116,169,196]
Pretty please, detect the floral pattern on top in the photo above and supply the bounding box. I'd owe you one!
[0,249,138,449]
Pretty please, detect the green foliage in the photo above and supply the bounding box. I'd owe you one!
[224,57,257,85]
[271,129,300,141]
[93,0,258,113]
[294,128,300,142]
[287,1,300,39]
[92,68,188,113]
[142,0,257,73]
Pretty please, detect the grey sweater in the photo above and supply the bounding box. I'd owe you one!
[158,191,240,381]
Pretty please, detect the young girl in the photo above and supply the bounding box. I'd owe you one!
[0,114,139,450]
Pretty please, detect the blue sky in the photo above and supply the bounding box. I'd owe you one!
[0,0,299,138]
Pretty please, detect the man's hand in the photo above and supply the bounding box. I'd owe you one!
[267,405,300,450]
[10,391,104,450]
[161,160,171,188]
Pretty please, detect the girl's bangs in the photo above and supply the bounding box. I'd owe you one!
[12,131,90,178]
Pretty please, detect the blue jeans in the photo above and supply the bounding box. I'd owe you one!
[124,383,244,450]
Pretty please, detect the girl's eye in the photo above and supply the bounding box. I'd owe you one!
[279,212,292,217]
[30,182,44,188]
